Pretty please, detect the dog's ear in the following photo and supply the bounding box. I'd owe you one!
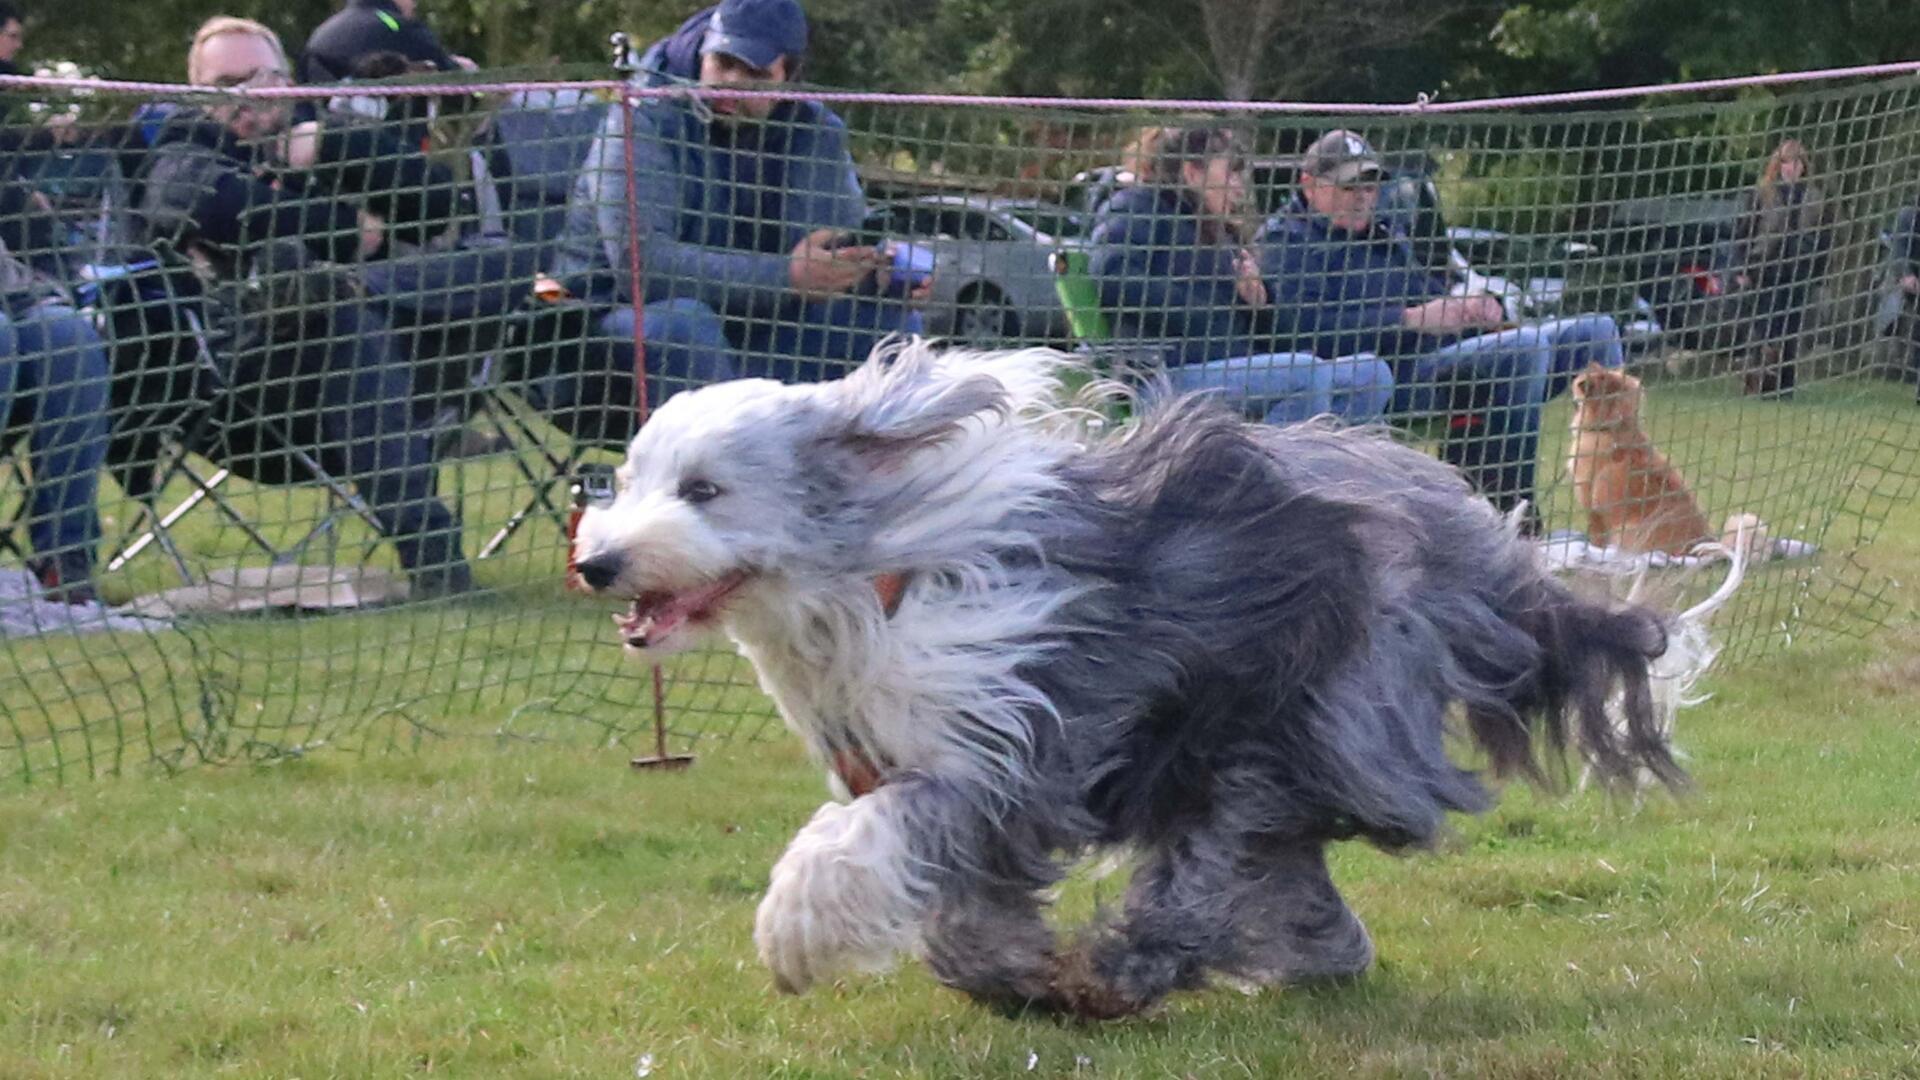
[828,348,1011,466]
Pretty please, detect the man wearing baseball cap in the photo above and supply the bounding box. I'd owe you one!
[536,0,924,440]
[1263,128,1625,528]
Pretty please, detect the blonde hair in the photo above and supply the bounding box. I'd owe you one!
[187,16,290,85]
[1756,138,1812,210]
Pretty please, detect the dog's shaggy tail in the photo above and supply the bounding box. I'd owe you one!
[1468,579,1689,795]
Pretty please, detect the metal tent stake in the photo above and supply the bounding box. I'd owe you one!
[630,662,694,771]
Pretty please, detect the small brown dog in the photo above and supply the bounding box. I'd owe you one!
[1568,364,1713,555]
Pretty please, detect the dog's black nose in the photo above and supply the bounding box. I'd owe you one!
[573,552,623,592]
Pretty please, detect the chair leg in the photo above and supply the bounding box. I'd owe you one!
[478,442,586,560]
[105,441,213,584]
[1,455,29,560]
[474,389,588,561]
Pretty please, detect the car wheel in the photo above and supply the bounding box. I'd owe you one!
[955,286,1019,343]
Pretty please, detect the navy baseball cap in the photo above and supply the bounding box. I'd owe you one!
[702,0,809,71]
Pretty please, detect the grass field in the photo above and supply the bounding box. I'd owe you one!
[1,371,1918,1076]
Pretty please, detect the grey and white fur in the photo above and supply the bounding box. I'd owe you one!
[571,341,1683,1019]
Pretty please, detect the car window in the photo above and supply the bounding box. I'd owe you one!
[885,206,921,235]
[910,207,949,237]
[1004,206,1086,238]
[951,211,1008,241]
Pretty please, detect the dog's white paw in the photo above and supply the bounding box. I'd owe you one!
[754,798,928,994]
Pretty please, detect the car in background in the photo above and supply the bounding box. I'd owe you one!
[866,195,1089,342]
[1587,193,1746,352]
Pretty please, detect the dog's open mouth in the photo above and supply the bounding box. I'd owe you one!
[613,571,750,648]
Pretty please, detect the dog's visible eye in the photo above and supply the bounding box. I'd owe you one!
[678,478,722,505]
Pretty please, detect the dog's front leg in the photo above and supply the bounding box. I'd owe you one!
[755,784,934,994]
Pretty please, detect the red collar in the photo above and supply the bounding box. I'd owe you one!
[872,570,910,618]
[827,571,912,796]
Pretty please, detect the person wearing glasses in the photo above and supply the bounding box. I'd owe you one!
[1262,130,1625,529]
[1090,127,1393,425]
[125,16,476,597]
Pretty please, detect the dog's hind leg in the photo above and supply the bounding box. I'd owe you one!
[1053,813,1262,1018]
[1225,836,1373,988]
[921,884,1061,1013]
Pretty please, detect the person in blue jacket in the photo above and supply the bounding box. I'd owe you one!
[1264,129,1625,525]
[1090,127,1392,424]
[541,0,924,442]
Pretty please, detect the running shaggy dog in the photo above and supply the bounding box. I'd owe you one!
[571,342,1683,1018]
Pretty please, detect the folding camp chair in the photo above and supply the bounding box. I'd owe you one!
[1048,248,1177,397]
[436,91,619,561]
[84,259,386,584]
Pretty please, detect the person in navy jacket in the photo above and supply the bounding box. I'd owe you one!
[1264,129,1625,525]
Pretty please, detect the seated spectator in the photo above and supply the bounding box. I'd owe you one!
[539,0,923,442]
[1,235,110,603]
[297,0,476,84]
[132,16,474,596]
[1090,127,1391,424]
[1264,129,1625,524]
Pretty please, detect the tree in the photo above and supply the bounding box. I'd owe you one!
[1194,0,1492,101]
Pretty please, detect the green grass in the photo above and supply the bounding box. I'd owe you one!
[2,619,1919,1076]
[2,370,1919,1076]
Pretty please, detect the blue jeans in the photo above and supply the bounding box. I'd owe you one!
[1395,314,1624,420]
[1167,352,1394,425]
[533,298,739,445]
[1394,313,1624,509]
[0,304,111,568]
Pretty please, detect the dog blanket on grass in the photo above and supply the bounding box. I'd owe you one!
[1539,531,1816,573]
[0,569,170,638]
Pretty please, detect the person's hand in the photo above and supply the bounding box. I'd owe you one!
[872,242,937,303]
[358,210,386,258]
[790,228,884,300]
[1734,272,1752,290]
[44,112,81,145]
[1403,294,1503,333]
[281,121,321,170]
[1901,273,1920,296]
[451,55,479,72]
[1233,249,1267,308]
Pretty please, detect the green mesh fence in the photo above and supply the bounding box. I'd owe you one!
[1,59,1917,785]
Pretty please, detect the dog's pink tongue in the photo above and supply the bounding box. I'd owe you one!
[612,575,746,647]
[614,592,673,647]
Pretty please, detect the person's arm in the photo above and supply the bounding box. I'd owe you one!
[1727,190,1761,277]
[392,17,463,72]
[587,103,791,315]
[144,142,363,262]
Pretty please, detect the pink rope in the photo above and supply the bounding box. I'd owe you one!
[5,58,1919,112]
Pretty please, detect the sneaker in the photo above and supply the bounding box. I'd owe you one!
[30,553,99,605]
